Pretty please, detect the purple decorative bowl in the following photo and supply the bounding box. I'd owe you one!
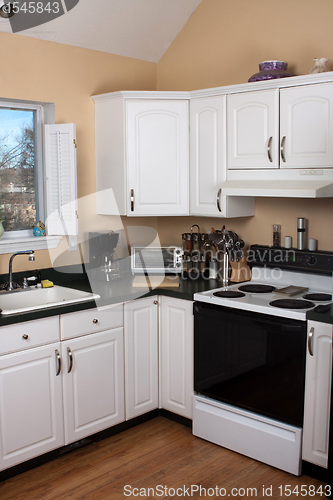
[248,60,293,82]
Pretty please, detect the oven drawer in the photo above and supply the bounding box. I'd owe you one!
[193,395,302,475]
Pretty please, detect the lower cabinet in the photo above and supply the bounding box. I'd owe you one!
[61,328,125,444]
[0,340,64,471]
[160,296,193,419]
[0,296,194,472]
[302,320,333,468]
[124,296,159,420]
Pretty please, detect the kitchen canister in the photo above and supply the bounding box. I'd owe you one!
[297,218,307,250]
[284,236,292,249]
[309,238,317,251]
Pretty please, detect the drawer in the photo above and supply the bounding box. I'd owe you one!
[0,316,60,355]
[60,303,123,340]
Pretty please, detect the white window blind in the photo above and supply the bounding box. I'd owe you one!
[44,123,78,236]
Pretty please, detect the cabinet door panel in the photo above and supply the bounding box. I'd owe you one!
[62,328,124,444]
[227,89,279,169]
[124,297,158,419]
[127,100,189,215]
[160,297,193,419]
[280,83,333,168]
[190,96,225,216]
[302,321,332,468]
[0,343,64,471]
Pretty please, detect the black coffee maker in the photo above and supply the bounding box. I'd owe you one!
[89,232,120,281]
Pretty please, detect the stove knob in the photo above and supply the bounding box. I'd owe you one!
[307,256,317,266]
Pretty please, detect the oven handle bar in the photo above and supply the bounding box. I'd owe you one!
[308,327,314,356]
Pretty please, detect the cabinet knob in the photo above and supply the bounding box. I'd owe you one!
[22,334,29,340]
[93,318,99,324]
[153,300,158,305]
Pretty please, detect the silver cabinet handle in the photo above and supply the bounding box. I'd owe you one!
[67,347,73,374]
[55,349,61,376]
[280,136,286,163]
[308,327,314,356]
[130,189,135,212]
[267,136,273,163]
[216,188,222,213]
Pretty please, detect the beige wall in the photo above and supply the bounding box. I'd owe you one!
[0,32,157,275]
[156,0,333,251]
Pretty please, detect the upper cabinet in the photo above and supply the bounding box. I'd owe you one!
[190,96,254,217]
[280,83,333,168]
[92,92,189,217]
[227,82,333,170]
[227,89,279,169]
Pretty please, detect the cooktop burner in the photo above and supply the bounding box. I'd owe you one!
[303,293,332,301]
[238,284,276,293]
[213,290,246,298]
[269,299,315,310]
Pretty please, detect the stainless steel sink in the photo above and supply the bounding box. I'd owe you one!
[0,285,100,315]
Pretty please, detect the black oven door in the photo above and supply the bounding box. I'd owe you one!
[194,301,307,427]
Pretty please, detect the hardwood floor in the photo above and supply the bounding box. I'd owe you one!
[0,417,327,499]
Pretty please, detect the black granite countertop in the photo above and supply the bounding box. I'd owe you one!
[0,272,221,327]
[307,304,333,325]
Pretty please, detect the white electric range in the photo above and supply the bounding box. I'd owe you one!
[192,245,333,476]
[194,265,333,321]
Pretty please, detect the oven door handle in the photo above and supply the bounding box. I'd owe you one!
[308,327,314,356]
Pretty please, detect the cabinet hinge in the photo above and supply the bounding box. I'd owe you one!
[73,139,77,148]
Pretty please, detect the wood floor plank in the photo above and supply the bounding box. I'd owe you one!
[0,417,327,499]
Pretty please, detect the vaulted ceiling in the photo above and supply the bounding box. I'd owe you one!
[0,0,202,62]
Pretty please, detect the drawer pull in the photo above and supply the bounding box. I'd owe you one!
[67,347,73,374]
[55,349,61,376]
[22,334,29,340]
[93,318,99,324]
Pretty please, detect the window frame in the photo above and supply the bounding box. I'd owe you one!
[0,99,45,235]
[0,98,61,254]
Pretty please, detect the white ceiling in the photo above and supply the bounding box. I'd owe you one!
[0,0,201,62]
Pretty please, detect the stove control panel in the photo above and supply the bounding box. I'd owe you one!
[248,245,333,275]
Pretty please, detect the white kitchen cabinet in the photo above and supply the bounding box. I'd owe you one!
[280,83,333,168]
[190,96,254,217]
[302,320,332,468]
[227,89,279,170]
[227,82,333,170]
[92,92,189,216]
[124,296,159,420]
[0,316,64,471]
[61,328,125,445]
[160,296,193,419]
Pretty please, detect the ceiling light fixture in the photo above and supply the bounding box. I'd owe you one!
[0,2,15,18]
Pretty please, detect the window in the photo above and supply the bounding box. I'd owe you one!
[0,101,44,234]
[0,98,77,254]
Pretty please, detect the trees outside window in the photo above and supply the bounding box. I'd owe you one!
[0,108,37,231]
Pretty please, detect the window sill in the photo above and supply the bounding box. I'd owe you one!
[0,235,62,254]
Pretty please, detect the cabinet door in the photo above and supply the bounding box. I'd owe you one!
[190,96,226,216]
[124,297,159,419]
[127,100,189,216]
[280,83,333,168]
[227,89,279,169]
[62,328,125,444]
[0,343,64,471]
[302,320,332,468]
[160,297,193,419]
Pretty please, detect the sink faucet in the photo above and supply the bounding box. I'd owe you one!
[8,250,35,291]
